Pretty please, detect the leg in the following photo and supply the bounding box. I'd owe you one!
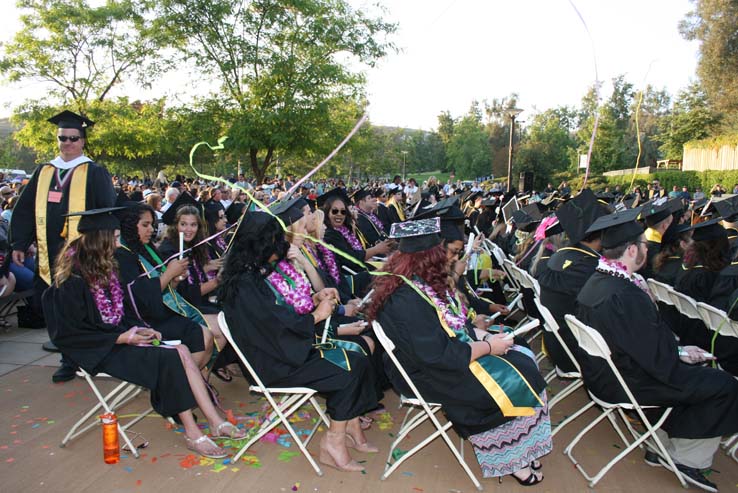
[203,313,227,351]
[319,419,364,472]
[191,324,213,370]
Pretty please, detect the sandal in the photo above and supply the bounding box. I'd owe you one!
[530,459,542,471]
[185,434,227,459]
[212,367,233,383]
[211,421,246,440]
[501,467,543,487]
[345,433,379,453]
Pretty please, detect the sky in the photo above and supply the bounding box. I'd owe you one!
[0,0,700,131]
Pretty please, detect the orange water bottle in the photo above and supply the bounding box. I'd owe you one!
[101,412,120,464]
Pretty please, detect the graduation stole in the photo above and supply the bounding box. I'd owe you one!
[118,242,206,326]
[411,278,543,417]
[388,197,406,221]
[35,163,88,285]
[263,270,366,372]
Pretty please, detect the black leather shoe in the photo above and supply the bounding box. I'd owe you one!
[52,363,77,383]
[658,458,718,493]
[644,450,662,467]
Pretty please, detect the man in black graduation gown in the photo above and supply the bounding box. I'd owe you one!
[577,210,738,492]
[639,200,674,280]
[352,188,387,247]
[536,189,607,373]
[10,111,116,383]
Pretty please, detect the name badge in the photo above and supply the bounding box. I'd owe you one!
[48,191,63,203]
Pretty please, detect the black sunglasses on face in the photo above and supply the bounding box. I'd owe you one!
[331,208,347,215]
[57,135,81,142]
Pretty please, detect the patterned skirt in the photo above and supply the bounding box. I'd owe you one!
[467,347,552,477]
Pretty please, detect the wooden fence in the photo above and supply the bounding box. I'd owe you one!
[683,145,738,171]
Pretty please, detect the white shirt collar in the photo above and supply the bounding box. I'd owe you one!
[49,155,92,170]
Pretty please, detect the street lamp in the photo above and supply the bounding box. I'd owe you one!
[506,108,523,192]
[401,150,408,182]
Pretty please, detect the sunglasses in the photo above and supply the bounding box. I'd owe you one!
[57,135,82,142]
[330,208,347,215]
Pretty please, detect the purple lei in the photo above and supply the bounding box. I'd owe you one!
[267,260,315,315]
[317,244,341,283]
[90,271,125,326]
[335,225,363,250]
[412,279,467,331]
[215,235,227,253]
[358,209,385,233]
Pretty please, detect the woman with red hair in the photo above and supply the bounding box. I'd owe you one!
[367,219,552,485]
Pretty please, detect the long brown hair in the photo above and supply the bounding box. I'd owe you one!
[54,230,118,287]
[164,205,209,269]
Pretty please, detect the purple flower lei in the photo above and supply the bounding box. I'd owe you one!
[596,257,651,295]
[335,225,363,251]
[357,209,385,233]
[267,259,315,315]
[317,244,341,283]
[90,271,124,326]
[412,279,467,331]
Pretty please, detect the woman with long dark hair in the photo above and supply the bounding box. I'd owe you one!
[220,212,378,472]
[367,219,551,485]
[677,220,730,302]
[44,208,245,458]
[114,203,214,371]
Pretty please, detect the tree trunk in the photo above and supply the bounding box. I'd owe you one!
[250,146,275,184]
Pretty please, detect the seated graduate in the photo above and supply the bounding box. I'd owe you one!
[43,208,246,459]
[576,210,738,492]
[114,203,214,370]
[537,189,608,373]
[204,204,229,260]
[367,218,551,485]
[639,201,674,280]
[320,188,392,277]
[157,197,226,352]
[675,219,729,302]
[219,211,379,473]
[652,220,693,286]
[352,187,388,248]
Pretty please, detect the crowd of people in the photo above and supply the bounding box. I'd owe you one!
[2,109,738,489]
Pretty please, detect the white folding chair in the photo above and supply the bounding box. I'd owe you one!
[217,312,330,475]
[60,369,152,458]
[646,278,675,306]
[532,299,589,437]
[668,289,703,321]
[564,315,687,489]
[371,320,483,491]
[695,301,738,340]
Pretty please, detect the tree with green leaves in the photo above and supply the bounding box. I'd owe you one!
[446,102,491,179]
[0,0,163,111]
[516,107,577,187]
[680,0,738,124]
[657,82,719,159]
[156,0,396,183]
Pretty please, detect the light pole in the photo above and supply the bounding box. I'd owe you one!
[401,150,408,182]
[506,108,523,192]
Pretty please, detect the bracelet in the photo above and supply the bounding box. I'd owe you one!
[485,340,493,354]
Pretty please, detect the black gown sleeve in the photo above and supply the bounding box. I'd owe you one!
[9,164,42,252]
[114,247,171,323]
[43,275,124,371]
[324,228,366,272]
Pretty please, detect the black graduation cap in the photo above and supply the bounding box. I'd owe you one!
[511,209,540,232]
[161,191,203,225]
[542,218,564,238]
[585,207,644,249]
[351,187,372,204]
[371,188,386,199]
[662,220,693,245]
[595,191,615,204]
[555,189,609,244]
[389,218,442,253]
[47,110,95,136]
[269,196,309,225]
[712,195,738,222]
[225,201,246,225]
[63,207,125,233]
[692,218,728,242]
[316,187,350,209]
[481,198,497,207]
[641,198,672,226]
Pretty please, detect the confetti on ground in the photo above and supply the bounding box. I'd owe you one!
[278,451,300,462]
[241,455,262,468]
[124,466,133,473]
[376,412,394,431]
[401,471,414,477]
[412,488,424,492]
[291,482,300,491]
[6,458,15,463]
[391,448,408,461]
[211,463,227,473]
[136,480,142,486]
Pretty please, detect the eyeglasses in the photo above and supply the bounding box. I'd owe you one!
[57,135,81,142]
[330,208,347,215]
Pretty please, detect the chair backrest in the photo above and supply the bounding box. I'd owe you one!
[501,258,523,291]
[667,289,702,320]
[647,278,674,305]
[217,311,269,392]
[565,314,647,409]
[372,320,434,407]
[696,302,738,339]
[535,298,581,373]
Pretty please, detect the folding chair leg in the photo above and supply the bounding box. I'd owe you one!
[548,379,583,410]
[551,399,595,438]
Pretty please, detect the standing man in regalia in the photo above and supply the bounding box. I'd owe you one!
[10,110,116,382]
